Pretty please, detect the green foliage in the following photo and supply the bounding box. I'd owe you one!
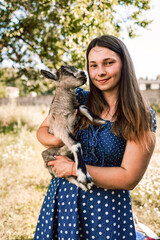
[0,120,37,134]
[151,104,160,114]
[0,104,48,134]
[0,0,152,94]
[0,120,23,134]
[0,82,6,97]
[0,66,56,96]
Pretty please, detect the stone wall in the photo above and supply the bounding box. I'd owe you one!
[0,95,53,106]
[141,89,160,105]
[0,90,160,106]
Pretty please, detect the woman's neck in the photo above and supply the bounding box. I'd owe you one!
[100,90,118,121]
[102,90,118,109]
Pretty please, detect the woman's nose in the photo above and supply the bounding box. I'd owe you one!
[97,66,106,77]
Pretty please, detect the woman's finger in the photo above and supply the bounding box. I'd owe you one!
[48,160,56,166]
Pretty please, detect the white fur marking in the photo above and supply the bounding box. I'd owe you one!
[71,143,81,152]
[79,106,93,121]
[77,169,87,183]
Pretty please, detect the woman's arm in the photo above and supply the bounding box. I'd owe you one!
[36,115,64,148]
[86,132,156,190]
[48,132,156,190]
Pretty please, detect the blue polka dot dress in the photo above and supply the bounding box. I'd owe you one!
[34,88,157,240]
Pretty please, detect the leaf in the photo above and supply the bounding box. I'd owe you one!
[0,0,152,94]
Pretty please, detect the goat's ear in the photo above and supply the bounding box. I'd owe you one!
[41,70,58,80]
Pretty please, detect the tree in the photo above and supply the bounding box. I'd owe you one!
[0,0,152,94]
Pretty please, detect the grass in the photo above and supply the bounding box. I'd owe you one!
[0,105,159,239]
[0,104,47,134]
[131,114,160,235]
[0,105,50,240]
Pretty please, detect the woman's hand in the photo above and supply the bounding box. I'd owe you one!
[48,155,76,178]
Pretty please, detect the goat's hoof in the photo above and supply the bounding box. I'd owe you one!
[86,181,94,190]
[80,181,94,191]
[77,170,94,190]
[43,155,56,165]
[77,181,93,191]
[78,183,88,192]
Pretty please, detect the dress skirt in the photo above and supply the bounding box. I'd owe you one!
[34,177,136,240]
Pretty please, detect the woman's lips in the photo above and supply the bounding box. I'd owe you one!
[96,78,110,83]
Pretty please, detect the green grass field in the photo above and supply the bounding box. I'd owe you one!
[0,104,159,240]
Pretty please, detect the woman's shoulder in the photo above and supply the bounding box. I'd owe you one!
[75,87,90,105]
[148,107,157,133]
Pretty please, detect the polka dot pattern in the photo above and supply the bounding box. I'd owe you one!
[34,179,137,240]
[34,88,157,240]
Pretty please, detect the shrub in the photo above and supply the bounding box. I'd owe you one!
[0,104,48,134]
[151,104,160,113]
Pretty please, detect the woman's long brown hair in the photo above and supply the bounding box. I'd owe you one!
[80,35,154,150]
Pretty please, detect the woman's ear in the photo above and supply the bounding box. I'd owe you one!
[41,70,58,81]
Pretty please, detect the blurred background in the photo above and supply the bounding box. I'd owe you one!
[0,0,159,239]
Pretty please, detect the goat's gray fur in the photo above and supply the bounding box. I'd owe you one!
[41,65,106,191]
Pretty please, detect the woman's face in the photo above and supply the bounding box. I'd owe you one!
[88,46,122,94]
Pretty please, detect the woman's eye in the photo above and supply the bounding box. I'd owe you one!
[90,64,97,68]
[105,61,113,66]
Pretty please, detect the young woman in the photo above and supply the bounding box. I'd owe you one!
[34,35,157,240]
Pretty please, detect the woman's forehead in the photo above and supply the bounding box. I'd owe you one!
[88,46,120,62]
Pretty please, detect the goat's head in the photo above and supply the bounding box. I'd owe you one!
[41,65,87,89]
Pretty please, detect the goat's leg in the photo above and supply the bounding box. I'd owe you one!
[66,176,91,191]
[71,143,91,181]
[42,138,93,190]
[61,130,94,190]
[42,147,61,178]
[79,105,106,124]
[42,146,91,191]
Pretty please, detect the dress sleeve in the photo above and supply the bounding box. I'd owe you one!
[75,87,89,105]
[149,108,157,132]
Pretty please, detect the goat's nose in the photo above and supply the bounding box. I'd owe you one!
[81,71,87,79]
[79,71,86,77]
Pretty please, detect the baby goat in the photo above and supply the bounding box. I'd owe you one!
[41,65,105,191]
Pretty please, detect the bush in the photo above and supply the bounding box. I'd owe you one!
[151,104,160,113]
[0,104,48,134]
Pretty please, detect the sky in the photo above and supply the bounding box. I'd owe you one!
[122,0,160,80]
